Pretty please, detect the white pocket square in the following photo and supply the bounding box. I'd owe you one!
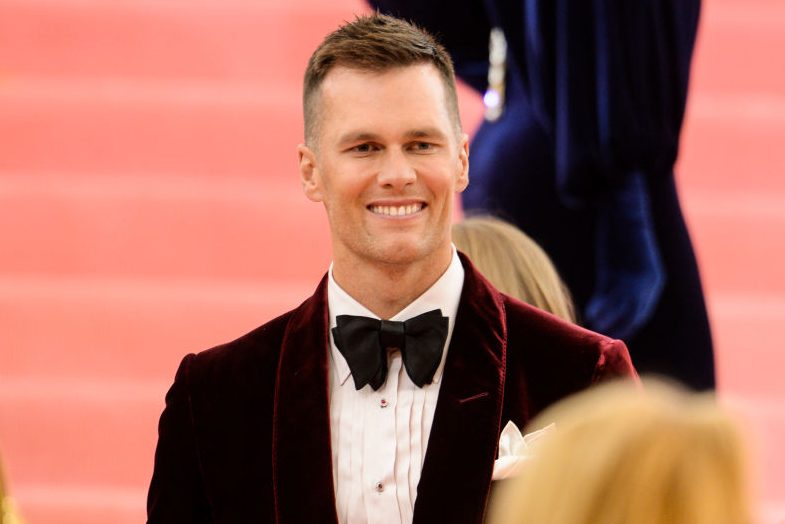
[492,420,555,480]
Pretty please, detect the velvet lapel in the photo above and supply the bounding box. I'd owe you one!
[271,275,339,524]
[413,254,507,524]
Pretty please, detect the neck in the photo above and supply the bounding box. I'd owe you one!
[332,246,453,319]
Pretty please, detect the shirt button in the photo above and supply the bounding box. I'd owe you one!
[375,481,384,493]
[380,398,389,408]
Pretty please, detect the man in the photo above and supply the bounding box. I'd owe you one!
[147,14,636,524]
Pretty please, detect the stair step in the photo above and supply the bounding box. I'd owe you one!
[693,1,785,95]
[682,191,785,295]
[0,174,332,279]
[11,484,144,524]
[0,275,316,379]
[0,0,367,82]
[0,80,303,176]
[0,378,161,487]
[722,395,785,503]
[679,93,785,195]
[710,294,785,399]
[0,78,483,176]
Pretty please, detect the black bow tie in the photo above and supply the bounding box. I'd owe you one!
[332,309,449,391]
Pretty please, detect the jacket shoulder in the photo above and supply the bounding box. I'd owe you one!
[502,294,636,414]
[504,293,623,346]
[180,309,295,390]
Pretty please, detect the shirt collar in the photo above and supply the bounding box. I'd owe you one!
[327,246,465,387]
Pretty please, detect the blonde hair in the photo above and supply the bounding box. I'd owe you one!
[489,380,753,524]
[0,454,24,524]
[452,216,575,322]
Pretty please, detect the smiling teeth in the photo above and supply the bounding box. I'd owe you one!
[371,204,423,216]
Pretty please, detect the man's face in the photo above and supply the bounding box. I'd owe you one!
[298,64,469,270]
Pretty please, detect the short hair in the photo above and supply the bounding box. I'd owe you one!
[452,216,576,322]
[303,13,461,147]
[488,379,753,524]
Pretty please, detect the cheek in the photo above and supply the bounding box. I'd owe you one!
[321,176,365,211]
[429,170,461,199]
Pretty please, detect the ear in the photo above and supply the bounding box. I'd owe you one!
[298,144,323,202]
[455,132,469,193]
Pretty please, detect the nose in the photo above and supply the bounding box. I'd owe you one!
[377,148,416,189]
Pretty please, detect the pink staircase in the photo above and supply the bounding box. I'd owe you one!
[0,0,783,522]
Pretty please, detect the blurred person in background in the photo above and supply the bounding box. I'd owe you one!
[452,215,575,322]
[369,0,715,391]
[0,455,24,524]
[488,379,754,524]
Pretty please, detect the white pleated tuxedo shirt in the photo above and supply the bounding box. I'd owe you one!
[327,249,465,524]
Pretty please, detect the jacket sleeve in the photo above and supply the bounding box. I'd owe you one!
[147,354,212,523]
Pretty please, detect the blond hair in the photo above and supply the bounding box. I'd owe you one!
[452,216,575,322]
[0,454,24,524]
[489,380,753,524]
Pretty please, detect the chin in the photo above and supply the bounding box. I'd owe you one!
[371,238,439,266]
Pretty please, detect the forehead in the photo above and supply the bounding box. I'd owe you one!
[316,64,454,139]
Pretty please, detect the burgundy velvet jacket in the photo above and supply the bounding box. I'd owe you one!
[147,254,636,523]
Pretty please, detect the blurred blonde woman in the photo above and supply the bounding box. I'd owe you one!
[452,215,575,322]
[488,379,753,524]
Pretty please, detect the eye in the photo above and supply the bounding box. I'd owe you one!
[409,141,436,153]
[349,143,380,154]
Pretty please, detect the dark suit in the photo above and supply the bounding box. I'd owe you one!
[147,254,636,523]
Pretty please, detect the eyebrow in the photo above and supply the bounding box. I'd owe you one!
[404,128,448,141]
[336,128,448,147]
[336,132,381,147]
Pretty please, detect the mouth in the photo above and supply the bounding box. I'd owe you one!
[368,203,426,217]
